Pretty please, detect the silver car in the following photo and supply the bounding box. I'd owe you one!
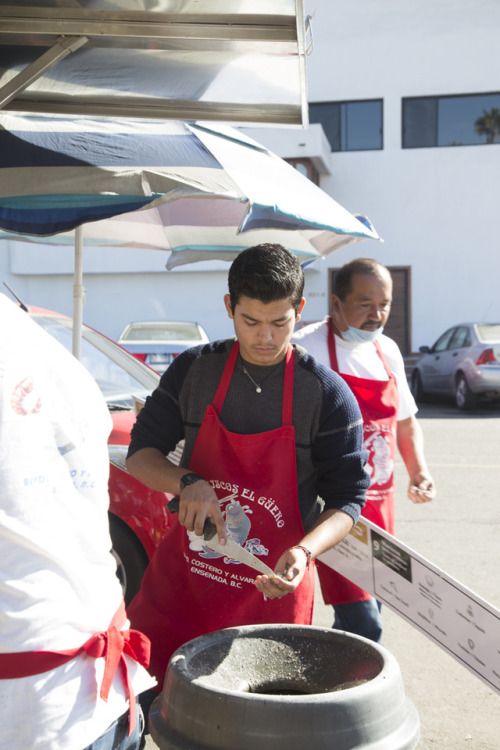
[411,323,500,410]
[117,320,209,374]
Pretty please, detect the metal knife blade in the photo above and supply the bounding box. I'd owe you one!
[167,496,274,577]
[204,535,275,577]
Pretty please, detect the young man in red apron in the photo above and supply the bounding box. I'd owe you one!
[126,244,370,702]
[293,258,435,642]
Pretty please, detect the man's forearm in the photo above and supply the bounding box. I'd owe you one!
[126,448,227,539]
[126,447,188,495]
[397,416,435,501]
[299,508,354,560]
[397,416,429,477]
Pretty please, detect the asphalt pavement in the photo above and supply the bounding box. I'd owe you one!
[145,398,500,749]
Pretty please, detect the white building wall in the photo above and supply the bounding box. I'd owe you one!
[245,0,500,350]
[2,0,499,350]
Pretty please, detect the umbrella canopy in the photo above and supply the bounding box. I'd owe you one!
[0,113,381,354]
[0,114,379,243]
[14,202,378,270]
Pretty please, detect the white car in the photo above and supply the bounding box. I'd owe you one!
[117,320,210,374]
[411,323,500,410]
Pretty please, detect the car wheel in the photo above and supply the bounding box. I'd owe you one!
[109,514,149,605]
[455,373,477,411]
[411,370,426,402]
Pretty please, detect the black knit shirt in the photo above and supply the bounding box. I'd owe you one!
[128,339,369,532]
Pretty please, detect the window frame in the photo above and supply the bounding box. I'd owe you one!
[309,98,384,153]
[402,91,500,149]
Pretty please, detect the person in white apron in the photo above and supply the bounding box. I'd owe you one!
[125,244,370,705]
[293,258,435,642]
[0,295,155,750]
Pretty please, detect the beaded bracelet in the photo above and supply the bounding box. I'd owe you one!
[293,544,313,567]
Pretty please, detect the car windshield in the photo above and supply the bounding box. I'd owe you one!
[122,322,203,342]
[476,324,500,343]
[32,314,159,408]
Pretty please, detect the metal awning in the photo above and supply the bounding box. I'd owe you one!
[0,0,310,125]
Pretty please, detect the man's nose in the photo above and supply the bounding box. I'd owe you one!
[370,305,384,319]
[257,324,273,340]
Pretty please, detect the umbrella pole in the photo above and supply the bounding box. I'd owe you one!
[72,225,84,360]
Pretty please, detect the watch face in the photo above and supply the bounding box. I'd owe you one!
[180,472,203,491]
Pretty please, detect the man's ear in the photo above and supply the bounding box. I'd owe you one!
[223,294,234,319]
[331,294,341,317]
[295,297,306,322]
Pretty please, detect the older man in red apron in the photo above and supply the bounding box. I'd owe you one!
[293,258,435,642]
[126,244,370,700]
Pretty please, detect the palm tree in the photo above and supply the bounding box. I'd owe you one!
[474,107,500,144]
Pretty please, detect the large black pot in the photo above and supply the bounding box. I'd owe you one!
[149,624,419,750]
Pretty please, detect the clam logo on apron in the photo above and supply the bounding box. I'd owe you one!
[187,496,271,565]
[364,424,395,490]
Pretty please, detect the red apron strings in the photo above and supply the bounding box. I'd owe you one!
[0,600,150,736]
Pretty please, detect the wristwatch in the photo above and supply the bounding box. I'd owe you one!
[179,472,205,493]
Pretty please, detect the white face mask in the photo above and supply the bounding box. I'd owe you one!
[340,325,384,344]
[338,303,384,344]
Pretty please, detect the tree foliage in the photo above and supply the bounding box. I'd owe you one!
[474,108,500,143]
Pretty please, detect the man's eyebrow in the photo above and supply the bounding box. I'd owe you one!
[241,312,292,323]
[358,295,392,303]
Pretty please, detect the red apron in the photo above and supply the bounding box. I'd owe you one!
[316,319,399,605]
[128,342,315,688]
[0,601,150,735]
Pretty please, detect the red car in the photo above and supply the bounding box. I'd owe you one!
[27,304,173,604]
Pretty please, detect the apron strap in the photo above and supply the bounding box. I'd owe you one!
[327,317,340,371]
[212,341,240,414]
[282,344,295,426]
[373,340,393,378]
[212,341,294,427]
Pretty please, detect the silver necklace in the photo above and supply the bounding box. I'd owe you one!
[242,364,262,393]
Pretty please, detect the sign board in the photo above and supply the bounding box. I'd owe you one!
[319,518,500,695]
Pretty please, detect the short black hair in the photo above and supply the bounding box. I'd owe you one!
[228,243,304,313]
[334,258,391,300]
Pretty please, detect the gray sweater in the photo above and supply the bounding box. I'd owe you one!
[128,339,369,532]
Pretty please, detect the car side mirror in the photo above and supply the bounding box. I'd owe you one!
[419,345,430,353]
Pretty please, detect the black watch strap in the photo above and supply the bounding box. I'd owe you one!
[179,472,205,493]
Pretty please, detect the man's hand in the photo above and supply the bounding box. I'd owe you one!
[407,473,435,504]
[254,546,309,599]
[178,480,227,543]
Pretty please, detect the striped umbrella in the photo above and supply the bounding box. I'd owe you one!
[0,113,380,354]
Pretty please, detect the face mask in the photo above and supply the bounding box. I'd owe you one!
[337,303,384,344]
[340,325,384,344]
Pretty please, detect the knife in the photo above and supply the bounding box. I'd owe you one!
[167,497,275,577]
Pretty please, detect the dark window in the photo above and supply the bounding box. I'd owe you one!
[309,100,383,152]
[433,329,455,352]
[403,92,500,148]
[449,327,470,350]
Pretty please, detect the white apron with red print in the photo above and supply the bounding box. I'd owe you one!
[316,319,399,605]
[128,342,315,688]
